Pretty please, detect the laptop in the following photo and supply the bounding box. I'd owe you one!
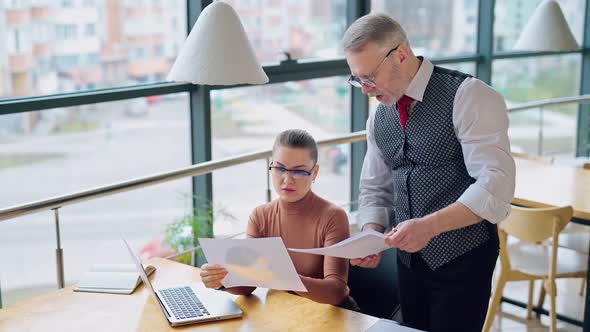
[122,235,243,326]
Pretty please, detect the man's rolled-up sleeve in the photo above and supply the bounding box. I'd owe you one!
[454,78,516,224]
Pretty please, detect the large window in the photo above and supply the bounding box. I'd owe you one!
[0,95,192,203]
[494,0,585,52]
[372,0,479,57]
[439,62,476,76]
[493,55,582,157]
[211,76,352,236]
[0,0,186,98]
[0,93,192,306]
[492,0,585,157]
[225,0,347,63]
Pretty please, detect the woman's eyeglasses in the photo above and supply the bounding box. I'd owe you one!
[269,165,315,180]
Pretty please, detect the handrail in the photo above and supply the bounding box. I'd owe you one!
[507,94,590,112]
[0,132,366,222]
[1,93,589,222]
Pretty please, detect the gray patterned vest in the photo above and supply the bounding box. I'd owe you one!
[373,65,497,270]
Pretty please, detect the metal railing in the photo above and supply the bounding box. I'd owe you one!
[0,94,588,304]
[507,94,590,156]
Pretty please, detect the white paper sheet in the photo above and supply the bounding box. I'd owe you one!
[198,237,307,292]
[288,229,390,259]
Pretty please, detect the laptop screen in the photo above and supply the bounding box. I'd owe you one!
[121,234,160,303]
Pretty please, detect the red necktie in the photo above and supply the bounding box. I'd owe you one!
[397,95,413,130]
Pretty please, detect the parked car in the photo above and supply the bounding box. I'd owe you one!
[125,98,149,117]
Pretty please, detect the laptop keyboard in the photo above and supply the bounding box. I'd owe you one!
[160,286,210,320]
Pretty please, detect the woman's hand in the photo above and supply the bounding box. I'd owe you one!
[200,264,228,289]
[350,253,382,268]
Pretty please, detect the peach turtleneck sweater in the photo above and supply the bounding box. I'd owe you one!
[227,190,350,305]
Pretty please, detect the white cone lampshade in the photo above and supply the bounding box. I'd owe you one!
[513,0,579,51]
[167,1,268,85]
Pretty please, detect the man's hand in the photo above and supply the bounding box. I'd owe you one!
[385,216,438,253]
[350,223,385,268]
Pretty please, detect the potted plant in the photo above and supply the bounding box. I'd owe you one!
[164,196,236,266]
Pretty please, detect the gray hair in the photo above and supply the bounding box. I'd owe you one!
[272,129,318,164]
[341,13,408,52]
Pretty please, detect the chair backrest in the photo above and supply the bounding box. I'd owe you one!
[511,151,554,165]
[348,248,399,319]
[500,205,573,243]
[583,162,590,170]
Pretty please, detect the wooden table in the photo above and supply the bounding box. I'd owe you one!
[0,258,378,332]
[513,158,590,222]
[512,157,590,331]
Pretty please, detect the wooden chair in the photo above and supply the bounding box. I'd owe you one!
[482,205,587,332]
[551,223,590,297]
[553,162,590,295]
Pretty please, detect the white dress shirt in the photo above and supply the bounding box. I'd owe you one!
[358,58,516,230]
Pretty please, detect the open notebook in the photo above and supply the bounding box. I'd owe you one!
[74,263,156,294]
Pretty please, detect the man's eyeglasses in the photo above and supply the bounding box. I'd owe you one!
[269,164,315,180]
[348,44,400,89]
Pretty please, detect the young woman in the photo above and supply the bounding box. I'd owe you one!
[200,129,356,308]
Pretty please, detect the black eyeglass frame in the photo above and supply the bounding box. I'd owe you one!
[268,163,316,179]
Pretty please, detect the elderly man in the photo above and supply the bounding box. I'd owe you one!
[342,13,515,332]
